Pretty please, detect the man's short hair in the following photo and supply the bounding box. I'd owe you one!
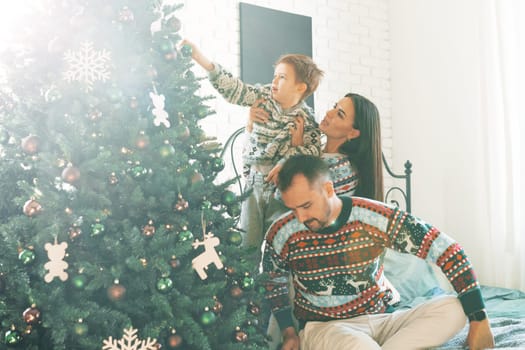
[277,155,330,192]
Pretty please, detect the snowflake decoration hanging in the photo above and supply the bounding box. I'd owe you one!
[63,42,111,92]
[102,327,158,350]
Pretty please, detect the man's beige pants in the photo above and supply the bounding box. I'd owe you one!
[298,295,466,350]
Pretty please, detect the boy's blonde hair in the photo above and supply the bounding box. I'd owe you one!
[275,54,324,100]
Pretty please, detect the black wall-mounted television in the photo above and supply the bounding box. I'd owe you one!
[239,3,314,108]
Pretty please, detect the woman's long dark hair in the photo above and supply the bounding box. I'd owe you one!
[338,93,384,201]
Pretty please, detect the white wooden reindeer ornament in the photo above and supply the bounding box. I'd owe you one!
[192,233,223,280]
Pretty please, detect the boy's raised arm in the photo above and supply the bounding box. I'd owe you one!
[178,39,215,72]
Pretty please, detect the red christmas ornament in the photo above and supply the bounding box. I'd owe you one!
[174,195,188,211]
[230,285,243,298]
[167,333,182,348]
[23,198,42,217]
[234,327,248,343]
[69,226,82,240]
[212,297,223,314]
[142,220,156,237]
[135,133,149,149]
[169,256,181,269]
[21,135,40,154]
[191,172,204,184]
[107,281,126,301]
[23,306,41,325]
[61,164,80,183]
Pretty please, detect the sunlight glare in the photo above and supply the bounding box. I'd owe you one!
[0,1,36,50]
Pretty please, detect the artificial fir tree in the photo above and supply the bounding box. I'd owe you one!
[0,1,268,349]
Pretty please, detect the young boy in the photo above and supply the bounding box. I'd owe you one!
[179,39,323,250]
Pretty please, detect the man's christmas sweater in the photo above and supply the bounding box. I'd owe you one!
[262,196,484,330]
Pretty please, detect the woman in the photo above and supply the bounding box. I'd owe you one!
[250,92,383,201]
[249,93,399,349]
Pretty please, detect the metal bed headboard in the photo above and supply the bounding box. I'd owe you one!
[220,127,412,212]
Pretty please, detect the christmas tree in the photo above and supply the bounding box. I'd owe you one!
[0,1,268,349]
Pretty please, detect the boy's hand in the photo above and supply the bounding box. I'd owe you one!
[178,39,214,71]
[290,116,304,146]
[265,164,282,185]
[250,98,270,121]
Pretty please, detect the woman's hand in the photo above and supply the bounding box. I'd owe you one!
[247,98,269,132]
[290,116,304,147]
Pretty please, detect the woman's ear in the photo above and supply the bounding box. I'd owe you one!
[347,128,361,140]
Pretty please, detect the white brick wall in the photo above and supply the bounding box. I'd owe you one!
[178,0,395,188]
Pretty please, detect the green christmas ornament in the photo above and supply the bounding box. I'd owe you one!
[158,37,175,54]
[156,276,173,293]
[227,203,241,218]
[211,157,225,172]
[159,143,175,157]
[178,228,193,242]
[91,222,105,236]
[200,308,217,326]
[71,274,87,290]
[73,319,88,336]
[241,275,255,290]
[18,248,36,265]
[128,164,148,179]
[180,44,192,58]
[4,328,22,345]
[227,230,242,246]
[201,200,212,210]
[221,190,236,205]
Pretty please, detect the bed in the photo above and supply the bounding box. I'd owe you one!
[221,127,525,348]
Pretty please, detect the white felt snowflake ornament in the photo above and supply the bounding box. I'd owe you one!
[102,327,158,350]
[63,42,111,92]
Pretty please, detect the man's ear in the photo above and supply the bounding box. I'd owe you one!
[323,180,335,197]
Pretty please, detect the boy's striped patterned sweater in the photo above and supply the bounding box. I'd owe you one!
[208,63,321,167]
[262,196,485,330]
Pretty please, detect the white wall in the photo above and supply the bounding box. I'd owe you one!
[389,0,498,285]
[177,0,394,185]
[178,0,509,287]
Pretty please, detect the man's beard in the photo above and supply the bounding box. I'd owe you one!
[304,218,326,232]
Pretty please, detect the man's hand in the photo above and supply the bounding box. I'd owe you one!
[280,326,300,350]
[467,319,495,350]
